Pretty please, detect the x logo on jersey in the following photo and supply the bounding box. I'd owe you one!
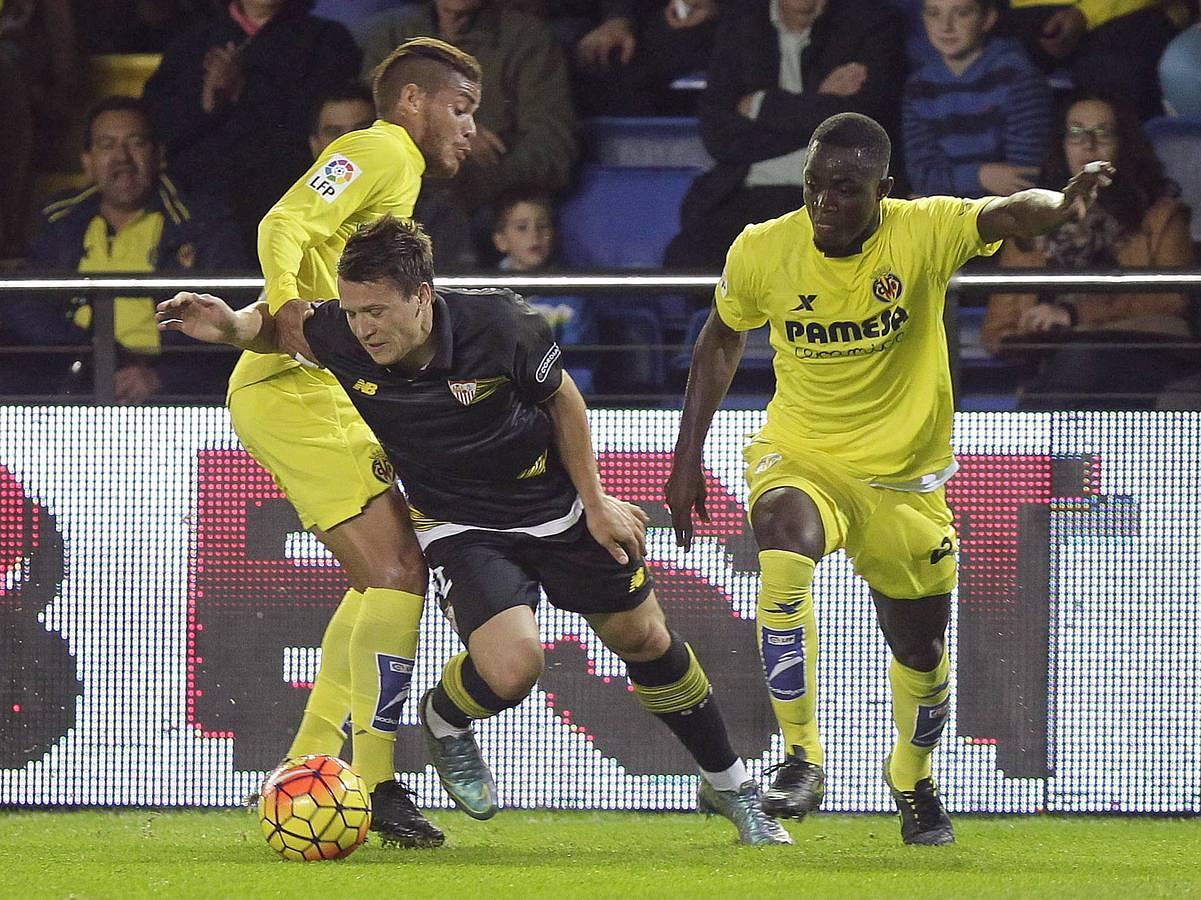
[793,294,817,311]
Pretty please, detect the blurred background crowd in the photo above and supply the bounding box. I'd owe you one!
[0,0,1198,408]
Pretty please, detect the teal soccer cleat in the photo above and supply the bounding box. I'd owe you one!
[419,689,499,820]
[697,779,794,846]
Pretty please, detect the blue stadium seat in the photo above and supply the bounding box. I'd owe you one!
[558,164,703,268]
[313,0,401,30]
[580,117,712,168]
[1145,116,1201,245]
[557,164,705,391]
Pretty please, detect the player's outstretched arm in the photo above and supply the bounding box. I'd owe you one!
[544,372,649,565]
[665,308,747,550]
[977,161,1115,244]
[155,292,281,354]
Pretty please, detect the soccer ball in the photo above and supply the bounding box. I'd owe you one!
[258,755,372,861]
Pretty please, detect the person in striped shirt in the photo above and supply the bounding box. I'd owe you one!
[903,0,1053,198]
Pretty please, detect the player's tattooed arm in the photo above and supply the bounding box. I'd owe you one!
[977,161,1115,244]
[665,308,746,550]
[155,292,284,355]
[544,372,648,565]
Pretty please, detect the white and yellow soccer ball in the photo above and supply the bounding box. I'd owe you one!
[258,755,371,861]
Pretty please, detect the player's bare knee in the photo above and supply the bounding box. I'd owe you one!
[606,614,671,663]
[895,636,944,672]
[366,556,428,594]
[480,643,544,701]
[752,490,824,559]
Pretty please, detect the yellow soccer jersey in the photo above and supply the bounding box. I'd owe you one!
[717,196,1001,484]
[227,119,425,393]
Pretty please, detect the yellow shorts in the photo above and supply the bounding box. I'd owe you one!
[228,366,393,531]
[744,439,957,599]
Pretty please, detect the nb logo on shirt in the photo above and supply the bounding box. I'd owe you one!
[629,566,647,593]
[352,379,378,395]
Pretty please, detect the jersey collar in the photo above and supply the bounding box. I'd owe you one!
[425,293,454,372]
[373,120,427,177]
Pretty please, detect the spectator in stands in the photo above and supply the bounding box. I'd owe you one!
[492,189,597,392]
[0,0,79,257]
[982,88,1195,409]
[358,0,577,267]
[665,0,908,271]
[997,0,1176,121]
[568,0,723,115]
[904,0,1053,198]
[0,96,244,401]
[78,1,209,54]
[141,0,360,255]
[1158,21,1201,116]
[308,82,375,158]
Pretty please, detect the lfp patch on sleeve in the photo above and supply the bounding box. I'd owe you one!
[307,155,362,203]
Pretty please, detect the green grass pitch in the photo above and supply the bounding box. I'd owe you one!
[3,809,1198,898]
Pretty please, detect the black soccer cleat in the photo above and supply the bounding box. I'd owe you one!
[884,760,955,846]
[369,779,446,848]
[761,747,826,819]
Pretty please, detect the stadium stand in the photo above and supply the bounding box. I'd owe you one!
[558,161,704,392]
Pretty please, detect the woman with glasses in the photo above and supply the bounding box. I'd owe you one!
[982,87,1196,409]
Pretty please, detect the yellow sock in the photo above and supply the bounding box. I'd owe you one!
[888,651,951,791]
[349,587,424,791]
[756,549,822,766]
[288,588,359,760]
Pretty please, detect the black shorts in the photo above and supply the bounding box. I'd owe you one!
[424,518,655,639]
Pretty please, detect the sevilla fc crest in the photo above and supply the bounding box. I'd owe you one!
[449,380,477,405]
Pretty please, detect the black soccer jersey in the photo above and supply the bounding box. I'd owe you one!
[303,289,577,535]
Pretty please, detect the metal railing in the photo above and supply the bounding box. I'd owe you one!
[1,270,1198,406]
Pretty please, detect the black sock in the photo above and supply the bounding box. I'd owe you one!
[626,633,737,773]
[430,651,515,727]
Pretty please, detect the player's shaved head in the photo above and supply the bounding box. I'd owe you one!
[803,113,894,256]
[339,215,435,296]
[372,37,482,117]
[808,112,892,177]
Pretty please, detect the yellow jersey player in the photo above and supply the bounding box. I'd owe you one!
[666,113,1113,845]
[227,38,481,848]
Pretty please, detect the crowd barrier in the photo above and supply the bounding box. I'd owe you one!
[2,271,1198,404]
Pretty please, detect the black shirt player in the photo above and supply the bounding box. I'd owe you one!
[156,214,790,845]
[306,287,577,541]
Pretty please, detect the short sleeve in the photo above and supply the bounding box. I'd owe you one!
[714,228,767,331]
[300,300,343,369]
[914,196,1004,277]
[510,293,563,403]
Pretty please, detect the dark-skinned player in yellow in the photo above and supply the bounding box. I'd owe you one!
[228,38,481,848]
[666,112,1113,845]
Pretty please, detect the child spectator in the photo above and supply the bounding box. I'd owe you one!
[904,0,1053,198]
[492,190,596,393]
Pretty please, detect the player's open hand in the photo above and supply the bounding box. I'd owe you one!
[587,494,647,566]
[664,457,708,550]
[156,291,237,345]
[1062,161,1114,221]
